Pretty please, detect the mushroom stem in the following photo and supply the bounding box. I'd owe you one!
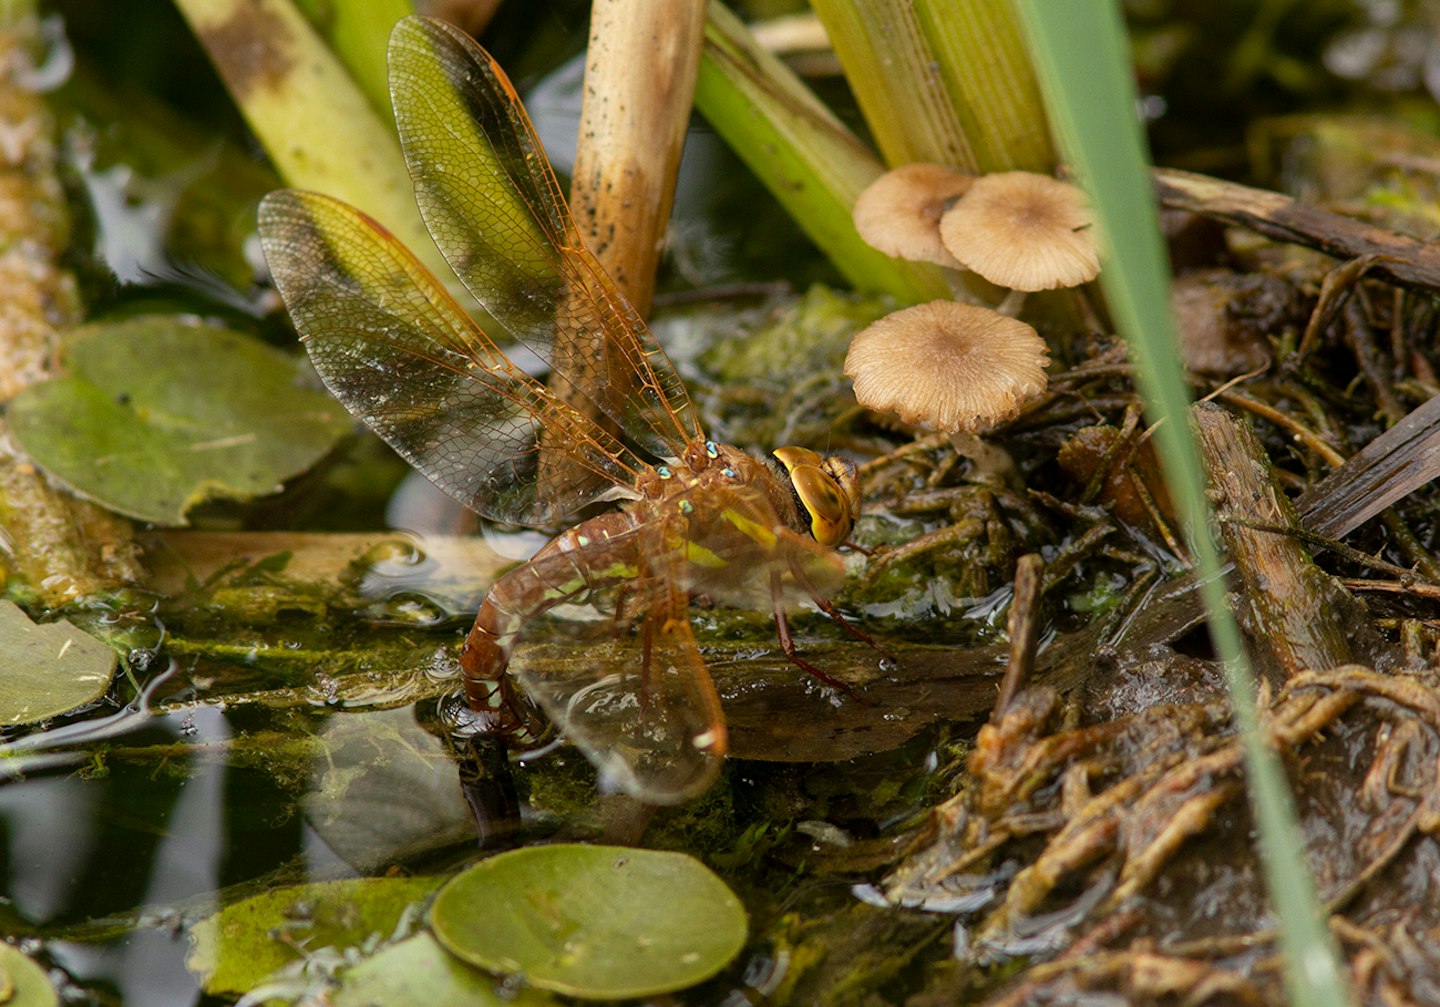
[949,431,1017,486]
[994,288,1028,317]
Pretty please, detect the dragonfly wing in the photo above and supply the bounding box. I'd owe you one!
[671,482,849,611]
[258,188,650,526]
[508,484,842,803]
[517,607,727,805]
[387,15,701,459]
[507,518,727,804]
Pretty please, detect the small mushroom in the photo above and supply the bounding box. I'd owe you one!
[845,299,1048,431]
[845,302,1048,484]
[938,171,1100,291]
[852,164,975,269]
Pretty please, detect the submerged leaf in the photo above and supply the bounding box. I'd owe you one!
[331,933,556,1007]
[0,942,59,1007]
[186,876,440,995]
[0,601,116,726]
[8,316,352,525]
[303,707,476,873]
[431,845,748,999]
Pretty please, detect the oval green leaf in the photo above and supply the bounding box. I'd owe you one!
[7,316,352,525]
[0,943,59,1007]
[0,601,116,726]
[186,876,440,995]
[430,845,748,1000]
[332,933,556,1007]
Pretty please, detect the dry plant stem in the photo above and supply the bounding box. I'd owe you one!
[994,553,1042,720]
[0,18,140,603]
[1218,389,1346,466]
[1117,393,1440,651]
[544,0,703,483]
[1296,255,1383,363]
[570,0,705,317]
[1193,402,1376,677]
[1293,391,1440,537]
[1342,298,1407,425]
[1154,167,1440,295]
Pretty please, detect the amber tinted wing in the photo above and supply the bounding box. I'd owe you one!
[508,528,727,804]
[509,480,842,803]
[258,189,651,526]
[650,477,849,611]
[388,16,701,460]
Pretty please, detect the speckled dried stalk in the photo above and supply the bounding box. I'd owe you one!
[0,14,141,603]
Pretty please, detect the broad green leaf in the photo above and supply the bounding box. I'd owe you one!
[332,933,556,1007]
[0,942,59,1007]
[0,601,116,726]
[186,876,440,995]
[431,845,748,999]
[8,316,352,525]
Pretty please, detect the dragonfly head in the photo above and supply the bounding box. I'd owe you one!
[771,446,862,548]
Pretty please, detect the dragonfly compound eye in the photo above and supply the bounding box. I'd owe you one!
[771,446,860,547]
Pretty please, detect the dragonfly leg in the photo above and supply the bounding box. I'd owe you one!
[808,591,892,656]
[785,555,894,658]
[769,569,872,698]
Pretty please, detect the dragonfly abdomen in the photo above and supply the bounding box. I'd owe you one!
[460,509,645,739]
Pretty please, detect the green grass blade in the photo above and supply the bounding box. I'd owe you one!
[1016,4,1351,1005]
[694,2,950,303]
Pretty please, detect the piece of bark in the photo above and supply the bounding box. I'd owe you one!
[1114,392,1440,651]
[1193,402,1380,677]
[1153,167,1440,294]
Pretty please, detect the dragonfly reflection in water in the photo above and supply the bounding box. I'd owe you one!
[258,15,869,804]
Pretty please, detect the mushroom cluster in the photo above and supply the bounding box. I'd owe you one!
[853,165,1099,294]
[845,165,1100,463]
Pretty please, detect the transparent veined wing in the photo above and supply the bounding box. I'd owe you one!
[258,188,652,526]
[387,15,702,462]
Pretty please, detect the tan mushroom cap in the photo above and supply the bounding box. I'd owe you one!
[844,301,1049,434]
[939,171,1100,291]
[852,164,974,269]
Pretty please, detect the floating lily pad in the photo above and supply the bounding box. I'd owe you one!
[332,933,556,1007]
[431,845,748,999]
[0,601,116,726]
[186,876,440,995]
[0,943,59,1007]
[7,315,352,525]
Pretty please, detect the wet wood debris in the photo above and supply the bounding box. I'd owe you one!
[885,664,1440,1005]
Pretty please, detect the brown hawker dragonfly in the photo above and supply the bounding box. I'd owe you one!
[257,16,863,803]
